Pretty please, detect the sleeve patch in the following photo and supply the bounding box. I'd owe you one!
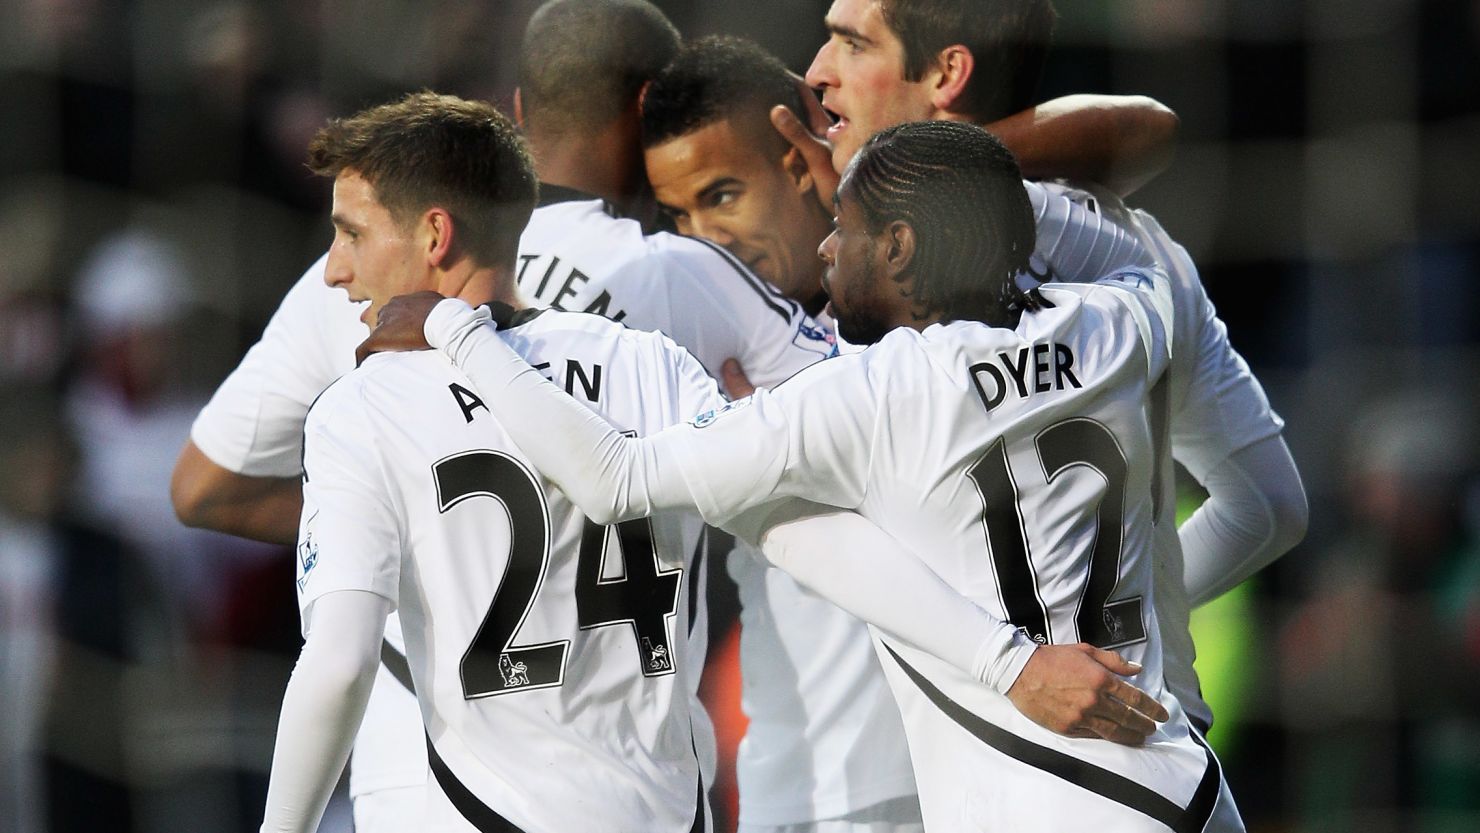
[792,317,839,358]
[691,396,753,429]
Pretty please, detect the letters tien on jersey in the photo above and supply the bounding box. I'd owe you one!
[517,253,628,322]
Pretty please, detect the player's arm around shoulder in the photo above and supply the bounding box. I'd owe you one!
[172,441,305,545]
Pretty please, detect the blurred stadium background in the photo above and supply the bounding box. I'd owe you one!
[1,1,1477,831]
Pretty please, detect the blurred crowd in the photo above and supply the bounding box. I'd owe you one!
[1,1,1478,831]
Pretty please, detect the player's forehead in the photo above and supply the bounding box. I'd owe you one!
[331,169,391,217]
[825,0,896,45]
[646,120,777,199]
[832,181,869,229]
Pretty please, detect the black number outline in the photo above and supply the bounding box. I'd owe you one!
[966,418,1147,650]
[433,450,569,699]
[575,515,682,678]
[967,436,1053,644]
[1034,417,1145,650]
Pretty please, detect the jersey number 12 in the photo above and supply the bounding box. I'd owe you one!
[967,417,1146,650]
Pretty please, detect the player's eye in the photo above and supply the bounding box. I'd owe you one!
[658,205,686,222]
[844,37,863,54]
[708,190,739,209]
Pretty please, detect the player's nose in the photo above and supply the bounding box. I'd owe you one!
[804,42,834,90]
[323,250,353,288]
[818,230,838,264]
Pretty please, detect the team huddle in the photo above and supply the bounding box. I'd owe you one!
[170,1,1309,831]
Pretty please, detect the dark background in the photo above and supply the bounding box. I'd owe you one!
[2,1,1477,831]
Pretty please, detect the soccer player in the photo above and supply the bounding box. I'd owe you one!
[641,33,1172,833]
[365,120,1244,832]
[269,95,1156,833]
[257,92,719,833]
[173,1,1192,827]
[176,1,834,822]
[796,0,1175,195]
[782,0,1308,740]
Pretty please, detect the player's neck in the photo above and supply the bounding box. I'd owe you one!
[442,264,529,313]
[528,121,644,213]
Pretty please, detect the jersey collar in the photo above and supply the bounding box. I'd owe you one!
[536,182,619,218]
[486,302,547,331]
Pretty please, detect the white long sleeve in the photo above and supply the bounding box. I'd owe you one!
[428,300,693,524]
[1179,435,1308,606]
[429,300,1037,692]
[758,505,1038,694]
[260,590,391,833]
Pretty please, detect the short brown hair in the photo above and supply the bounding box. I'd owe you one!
[879,0,1057,124]
[307,92,537,266]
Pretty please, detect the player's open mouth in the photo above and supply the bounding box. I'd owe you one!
[824,108,847,144]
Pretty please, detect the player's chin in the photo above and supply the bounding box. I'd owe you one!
[828,125,861,171]
[834,311,889,346]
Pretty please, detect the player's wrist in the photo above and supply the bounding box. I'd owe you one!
[978,628,1041,695]
[425,297,490,357]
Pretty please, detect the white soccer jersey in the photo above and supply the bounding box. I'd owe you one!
[1029,181,1286,730]
[297,309,720,832]
[189,187,830,806]
[187,256,428,801]
[520,191,907,824]
[189,255,364,479]
[517,189,838,387]
[723,323,918,825]
[661,273,1241,832]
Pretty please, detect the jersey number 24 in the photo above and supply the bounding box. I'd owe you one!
[433,450,681,699]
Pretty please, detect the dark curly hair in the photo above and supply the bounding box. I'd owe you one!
[842,120,1042,327]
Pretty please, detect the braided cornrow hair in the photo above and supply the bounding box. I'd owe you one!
[843,120,1043,328]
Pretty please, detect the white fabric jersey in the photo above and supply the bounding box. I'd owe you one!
[297,309,720,832]
[1028,182,1287,729]
[521,193,908,824]
[189,188,830,807]
[187,256,426,799]
[723,322,918,826]
[517,193,838,386]
[662,274,1241,832]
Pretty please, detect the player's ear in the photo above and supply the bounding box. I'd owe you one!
[424,208,456,268]
[783,146,814,195]
[882,219,916,279]
[929,45,974,114]
[637,81,652,115]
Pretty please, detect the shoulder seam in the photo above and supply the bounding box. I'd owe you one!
[685,237,799,323]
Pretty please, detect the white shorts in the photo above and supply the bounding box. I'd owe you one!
[351,784,426,833]
[739,796,925,833]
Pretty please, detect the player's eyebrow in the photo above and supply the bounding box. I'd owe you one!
[696,177,743,202]
[824,18,876,47]
[330,213,359,232]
